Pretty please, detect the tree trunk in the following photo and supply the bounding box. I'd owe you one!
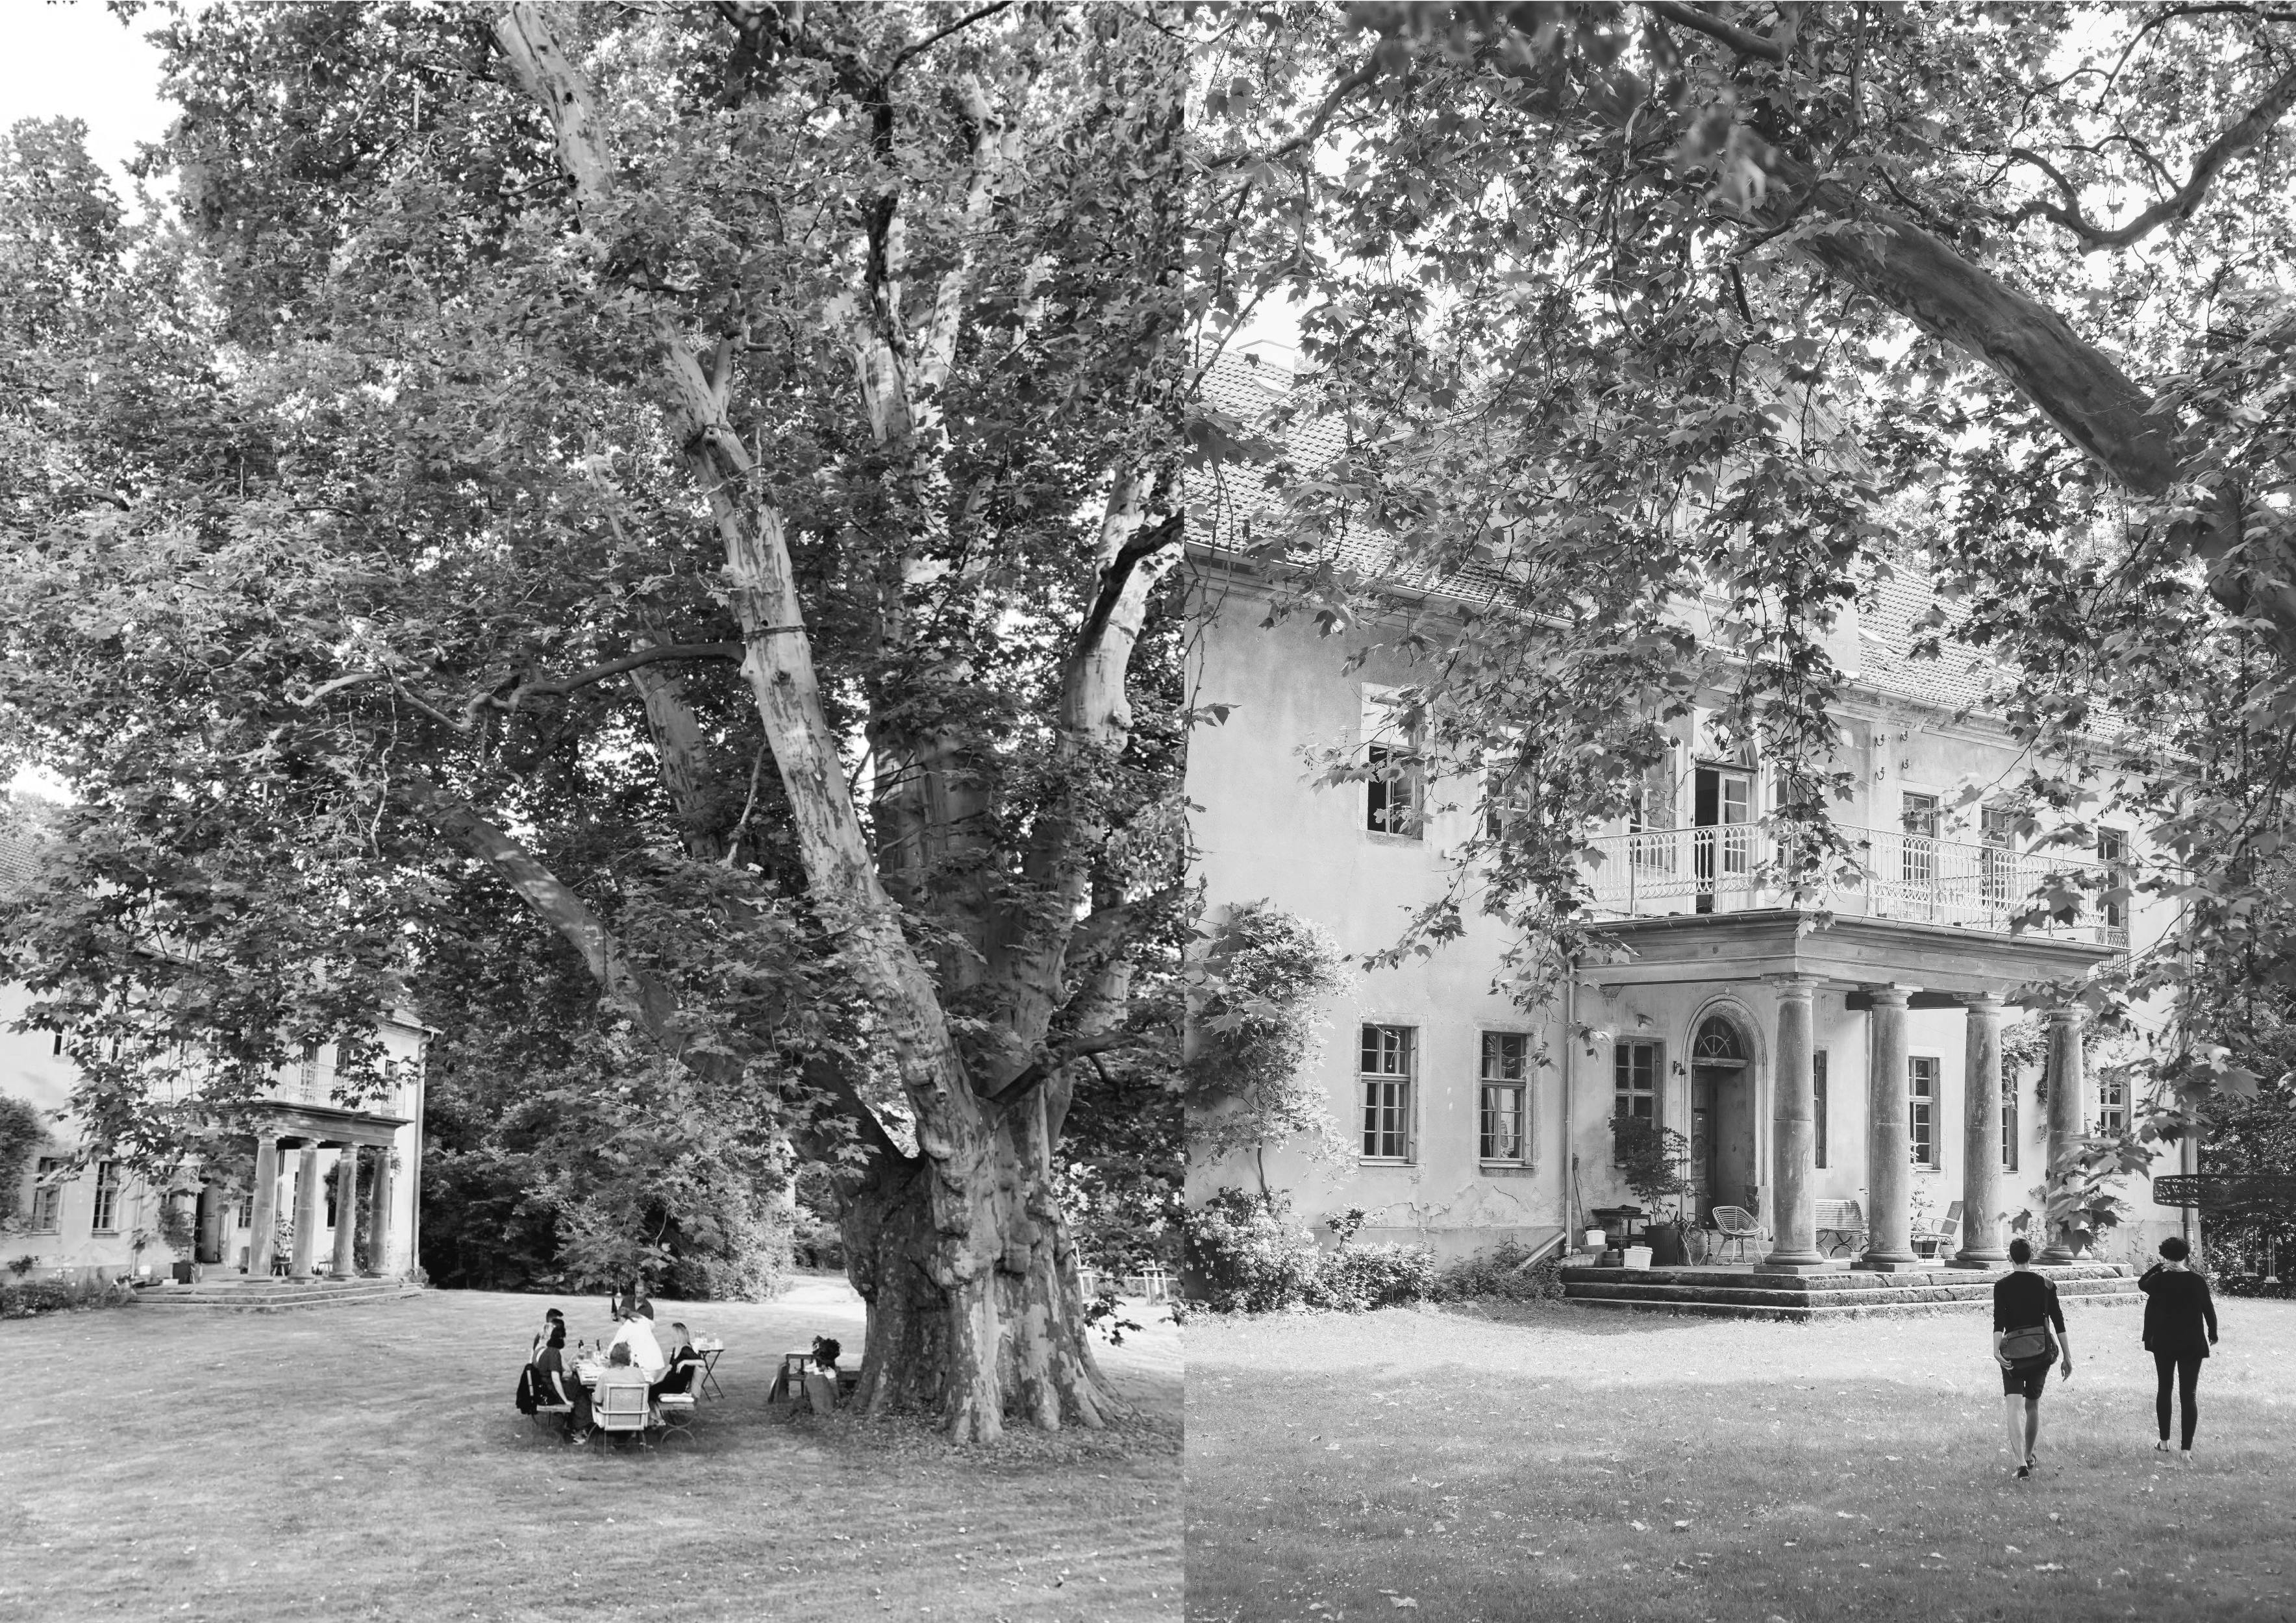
[840,1087,1121,1437]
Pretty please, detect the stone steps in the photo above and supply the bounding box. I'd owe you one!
[1561,1262,2140,1322]
[134,1278,424,1312]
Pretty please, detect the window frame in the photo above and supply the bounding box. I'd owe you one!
[1614,1039,1660,1126]
[1812,1049,1829,1171]
[1477,1031,1531,1165]
[2097,1074,2128,1135]
[2001,1069,2020,1172]
[1362,686,1425,841]
[1358,1023,1416,1163]
[29,1157,64,1234]
[90,1159,123,1235]
[1908,1054,1940,1169]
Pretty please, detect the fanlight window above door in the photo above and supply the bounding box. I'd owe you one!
[1691,1016,1749,1070]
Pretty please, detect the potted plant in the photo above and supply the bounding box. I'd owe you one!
[1611,1117,1695,1267]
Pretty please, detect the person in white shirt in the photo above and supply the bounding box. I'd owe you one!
[608,1298,666,1377]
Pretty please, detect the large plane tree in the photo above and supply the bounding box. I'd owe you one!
[0,2,1186,1441]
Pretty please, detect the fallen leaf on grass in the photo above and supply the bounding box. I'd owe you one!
[1390,1598,1419,1610]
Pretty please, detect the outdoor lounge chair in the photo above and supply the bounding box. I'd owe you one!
[1914,1200,1964,1259]
[1711,1206,1766,1263]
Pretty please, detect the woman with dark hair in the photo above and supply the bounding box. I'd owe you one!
[530,1324,588,1437]
[529,1307,566,1361]
[2140,1234,2219,1461]
[1992,1236,2073,1480]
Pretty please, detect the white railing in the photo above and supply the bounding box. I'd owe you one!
[1585,823,2087,937]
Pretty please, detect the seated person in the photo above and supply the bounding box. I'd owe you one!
[530,1326,588,1437]
[649,1322,703,1400]
[812,1335,842,1374]
[608,1298,667,1378]
[529,1307,566,1361]
[590,1341,653,1431]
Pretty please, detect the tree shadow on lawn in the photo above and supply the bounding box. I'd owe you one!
[1186,1297,2296,1623]
[0,1287,1180,1623]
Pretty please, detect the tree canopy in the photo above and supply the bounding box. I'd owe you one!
[1192,2,2296,1154]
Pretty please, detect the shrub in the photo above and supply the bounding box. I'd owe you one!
[1308,1242,1437,1311]
[1183,1186,1324,1312]
[1432,1239,1566,1303]
[0,1275,135,1319]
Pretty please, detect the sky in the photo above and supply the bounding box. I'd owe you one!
[0,1,172,204]
[4,4,169,800]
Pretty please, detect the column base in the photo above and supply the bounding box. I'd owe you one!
[1853,1256,1930,1272]
[1754,1257,1840,1275]
[2036,1248,2077,1266]
[1949,1250,2008,1270]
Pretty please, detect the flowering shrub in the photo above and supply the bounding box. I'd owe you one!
[1183,1187,1325,1312]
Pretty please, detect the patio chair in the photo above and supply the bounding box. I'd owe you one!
[592,1378,652,1452]
[653,1389,698,1448]
[1711,1206,1766,1263]
[1913,1199,1964,1259]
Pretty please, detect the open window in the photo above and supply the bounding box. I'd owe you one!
[1361,686,1423,839]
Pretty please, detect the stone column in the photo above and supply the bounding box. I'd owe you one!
[1762,975,1826,1270]
[1861,984,1921,1269]
[246,1136,282,1276]
[288,1143,321,1277]
[366,1147,395,1277]
[196,1180,225,1265]
[1954,994,2009,1267]
[2038,1006,2086,1264]
[329,1150,360,1279]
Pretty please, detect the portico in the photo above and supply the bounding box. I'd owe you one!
[1588,910,2114,1274]
[228,1102,410,1280]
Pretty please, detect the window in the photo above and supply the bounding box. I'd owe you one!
[1360,1025,1414,1160]
[2098,1074,2127,1135]
[299,1041,321,1099]
[1614,1040,1659,1122]
[1631,742,1680,871]
[326,1174,339,1228]
[1908,1057,1938,1169]
[1980,805,2017,910]
[2098,828,2130,947]
[90,1160,122,1233]
[1902,792,1940,887]
[1363,688,1423,839]
[234,1197,253,1230]
[1813,1050,1829,1170]
[50,1030,63,1057]
[2001,1072,2019,1172]
[1479,1032,1529,1163]
[29,1158,63,1233]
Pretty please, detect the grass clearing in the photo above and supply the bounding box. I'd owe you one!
[0,1278,1179,1622]
[1186,1295,2296,1622]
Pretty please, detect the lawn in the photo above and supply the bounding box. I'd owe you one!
[0,1278,1179,1622]
[1186,1295,2296,1622]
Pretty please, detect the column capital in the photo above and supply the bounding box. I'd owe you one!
[1864,982,1919,1008]
[1765,973,1825,999]
[1962,991,2008,1014]
[2046,1004,2088,1027]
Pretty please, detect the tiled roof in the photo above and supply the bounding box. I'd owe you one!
[1192,354,2005,724]
[0,797,65,895]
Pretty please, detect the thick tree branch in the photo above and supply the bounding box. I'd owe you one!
[286,642,755,733]
[2010,60,2296,251]
[1642,1,1788,63]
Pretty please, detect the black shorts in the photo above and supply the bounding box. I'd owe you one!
[2002,1356,2053,1399]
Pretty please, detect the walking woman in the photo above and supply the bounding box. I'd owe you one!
[2140,1235,2219,1462]
[1992,1237,2073,1480]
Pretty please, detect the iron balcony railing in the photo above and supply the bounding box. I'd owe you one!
[1585,822,2127,943]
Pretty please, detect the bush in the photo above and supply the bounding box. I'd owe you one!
[1184,1187,1324,1313]
[0,1276,134,1319]
[1308,1243,1437,1311]
[1432,1239,1566,1303]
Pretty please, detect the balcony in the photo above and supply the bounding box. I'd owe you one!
[1585,823,2125,946]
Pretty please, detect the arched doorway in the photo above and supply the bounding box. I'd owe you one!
[1688,1014,1758,1222]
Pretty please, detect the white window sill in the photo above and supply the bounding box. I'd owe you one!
[1362,830,1425,847]
[1357,1158,1414,1167]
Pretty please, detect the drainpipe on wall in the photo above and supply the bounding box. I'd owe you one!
[1560,969,1576,1239]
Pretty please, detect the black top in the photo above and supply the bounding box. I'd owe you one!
[2140,1265,2219,1356]
[1992,1269,2066,1335]
[530,1347,575,1405]
[654,1348,702,1394]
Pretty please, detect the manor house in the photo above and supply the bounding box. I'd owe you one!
[1184,354,2191,1277]
[1,819,427,1288]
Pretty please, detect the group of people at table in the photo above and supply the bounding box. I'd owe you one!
[525,1294,705,1443]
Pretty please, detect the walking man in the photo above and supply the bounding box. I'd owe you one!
[1993,1236,2072,1480]
[2140,1235,2219,1462]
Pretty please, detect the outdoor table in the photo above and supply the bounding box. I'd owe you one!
[693,1336,727,1400]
